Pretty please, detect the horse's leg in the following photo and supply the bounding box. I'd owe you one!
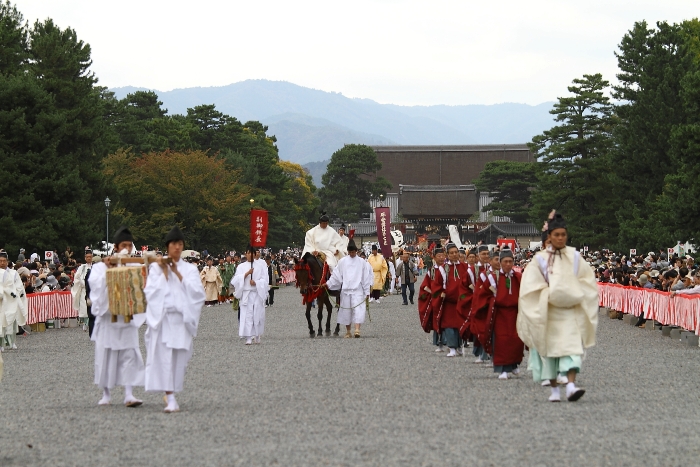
[317,300,323,337]
[324,295,333,336]
[305,303,315,338]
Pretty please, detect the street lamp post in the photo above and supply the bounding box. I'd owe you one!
[104,197,111,253]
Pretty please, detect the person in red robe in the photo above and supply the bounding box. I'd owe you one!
[458,248,478,343]
[437,243,470,357]
[485,247,524,379]
[429,245,447,352]
[470,245,496,363]
[417,251,436,334]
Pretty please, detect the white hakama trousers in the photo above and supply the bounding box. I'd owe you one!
[145,311,193,393]
[93,319,145,389]
[336,291,366,325]
[238,292,265,338]
[94,345,145,389]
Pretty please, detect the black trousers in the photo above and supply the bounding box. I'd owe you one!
[371,289,381,300]
[401,283,415,304]
[267,289,275,305]
[88,306,95,338]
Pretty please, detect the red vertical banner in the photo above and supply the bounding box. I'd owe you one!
[374,207,392,258]
[250,209,268,247]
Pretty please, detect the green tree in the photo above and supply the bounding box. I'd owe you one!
[103,149,250,251]
[612,20,700,250]
[0,9,107,253]
[278,160,320,242]
[528,73,618,248]
[473,160,537,223]
[0,1,28,75]
[318,144,391,222]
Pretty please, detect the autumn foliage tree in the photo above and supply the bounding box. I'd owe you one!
[103,149,250,251]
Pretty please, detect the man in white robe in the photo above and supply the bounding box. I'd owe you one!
[337,224,350,256]
[72,248,93,331]
[231,246,269,345]
[144,225,205,413]
[0,252,27,351]
[517,212,598,402]
[302,212,344,271]
[325,239,373,338]
[88,226,146,407]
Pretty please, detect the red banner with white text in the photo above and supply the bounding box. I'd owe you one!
[374,207,392,258]
[250,209,268,247]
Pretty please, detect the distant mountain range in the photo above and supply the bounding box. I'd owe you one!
[111,80,555,185]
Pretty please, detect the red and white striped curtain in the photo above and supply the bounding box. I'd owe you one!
[598,283,700,335]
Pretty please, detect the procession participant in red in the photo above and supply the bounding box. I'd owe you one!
[429,244,447,352]
[470,245,496,363]
[489,247,524,380]
[457,247,477,342]
[439,243,470,357]
[417,254,435,334]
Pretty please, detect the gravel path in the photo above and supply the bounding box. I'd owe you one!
[1,281,700,467]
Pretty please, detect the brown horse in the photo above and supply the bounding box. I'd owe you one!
[294,252,340,337]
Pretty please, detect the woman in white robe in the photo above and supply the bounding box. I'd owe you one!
[231,247,269,345]
[88,227,146,407]
[144,225,205,413]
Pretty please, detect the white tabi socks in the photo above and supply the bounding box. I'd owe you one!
[98,387,111,406]
[245,337,253,345]
[446,348,457,357]
[434,345,444,353]
[549,386,561,402]
[566,382,586,402]
[164,394,179,413]
[124,385,142,407]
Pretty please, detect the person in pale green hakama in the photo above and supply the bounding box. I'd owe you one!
[517,212,598,402]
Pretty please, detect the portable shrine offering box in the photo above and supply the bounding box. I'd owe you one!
[106,266,147,323]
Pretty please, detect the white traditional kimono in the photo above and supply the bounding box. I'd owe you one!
[231,259,269,338]
[301,224,344,270]
[143,259,205,393]
[326,256,373,325]
[89,262,147,389]
[1,267,27,346]
[72,262,92,318]
[388,260,397,294]
[337,234,350,256]
[517,246,599,357]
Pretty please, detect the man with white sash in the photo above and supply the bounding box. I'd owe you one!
[324,239,373,338]
[231,246,270,345]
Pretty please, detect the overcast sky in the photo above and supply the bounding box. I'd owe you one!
[13,0,699,106]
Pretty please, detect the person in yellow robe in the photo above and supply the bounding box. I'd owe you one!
[200,257,223,307]
[516,212,598,403]
[367,244,388,304]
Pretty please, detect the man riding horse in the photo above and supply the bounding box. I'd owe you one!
[294,212,344,337]
[301,212,345,272]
